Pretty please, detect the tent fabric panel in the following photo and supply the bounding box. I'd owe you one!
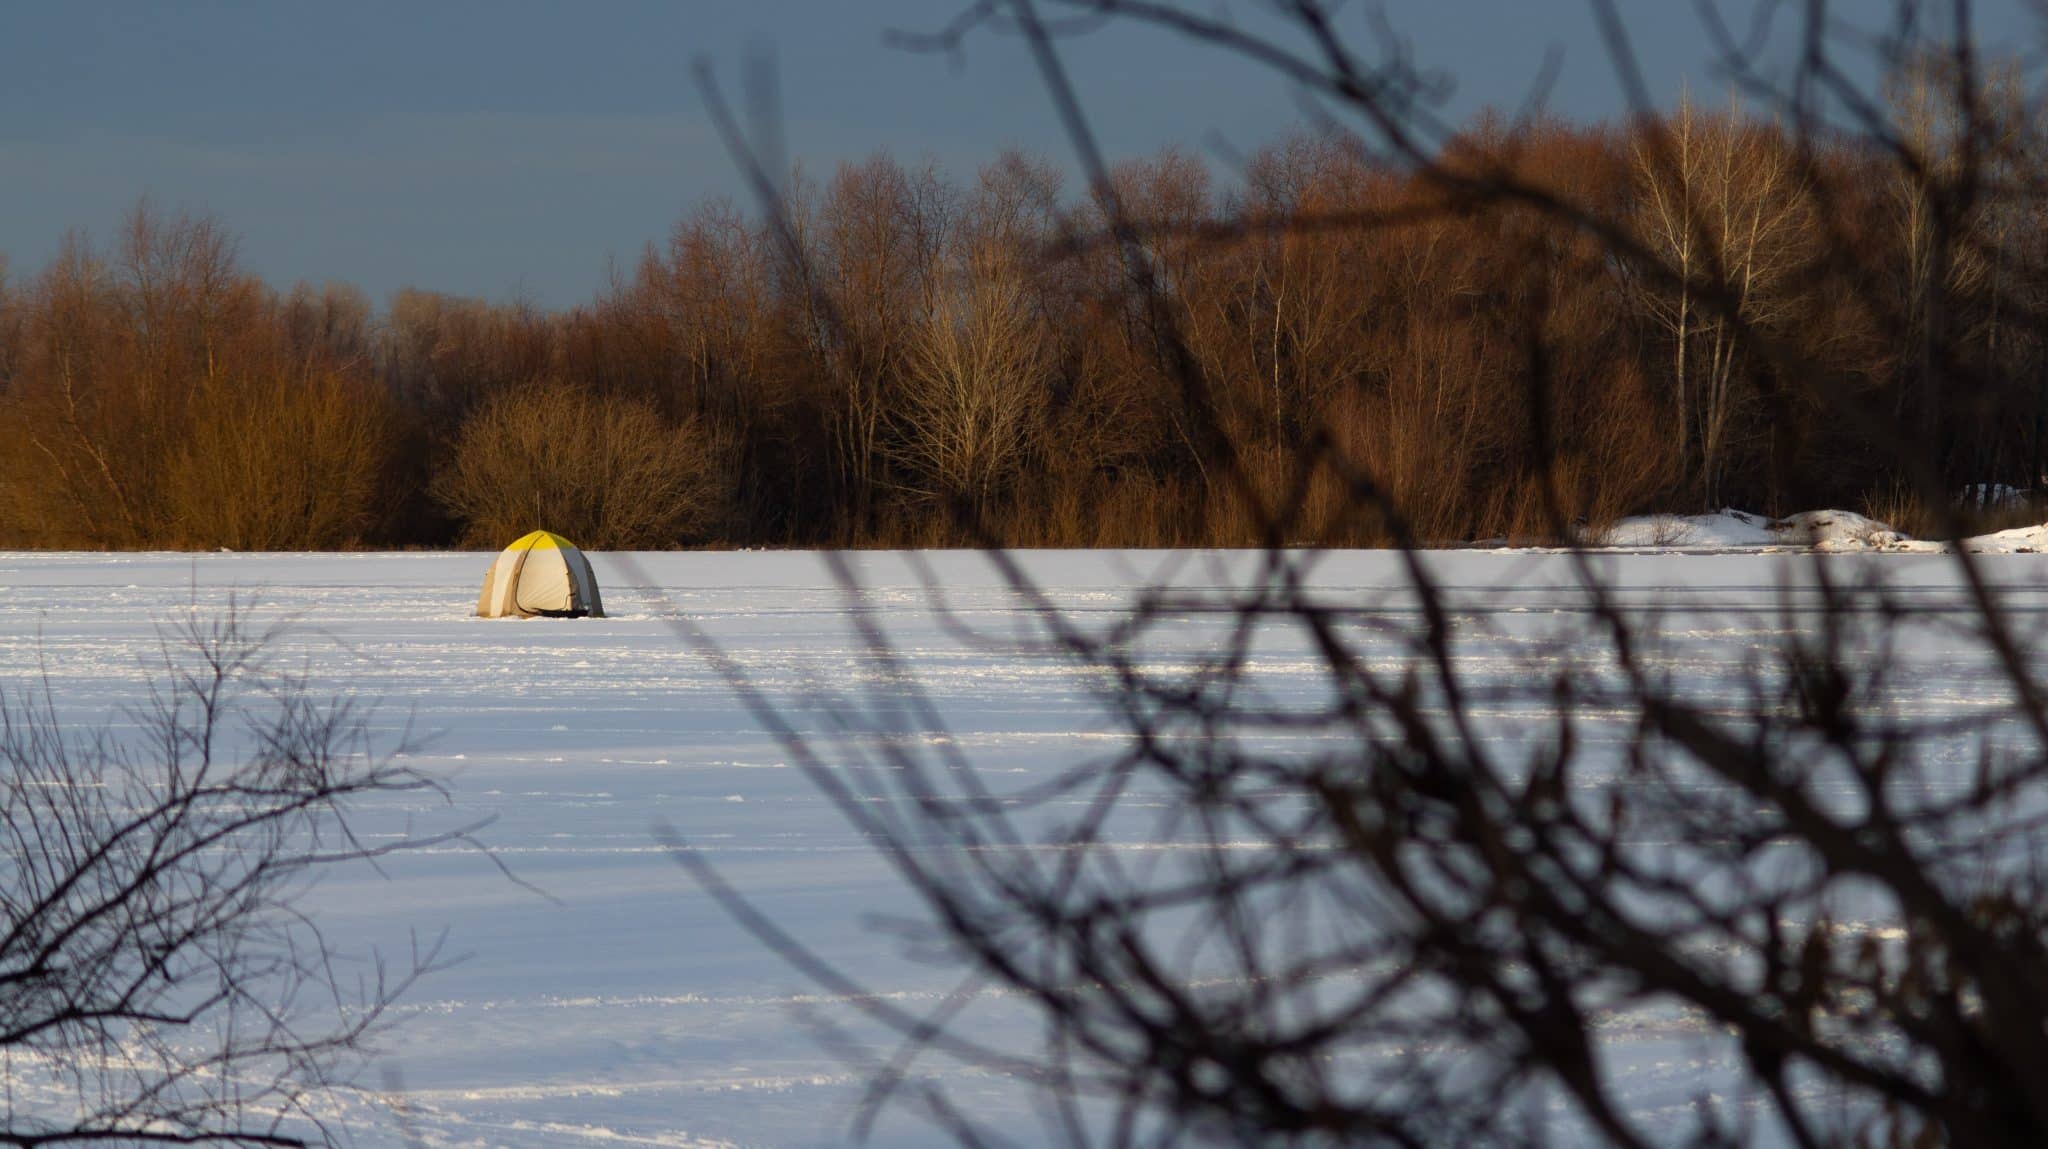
[513,529,569,552]
[478,546,537,617]
[502,546,536,615]
[477,550,519,618]
[565,549,603,617]
[512,547,575,615]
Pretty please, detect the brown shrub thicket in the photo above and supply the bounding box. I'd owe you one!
[430,382,731,549]
[165,369,394,550]
[3,95,2046,549]
[0,210,397,549]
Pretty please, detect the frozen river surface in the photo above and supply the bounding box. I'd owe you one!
[3,548,2046,1148]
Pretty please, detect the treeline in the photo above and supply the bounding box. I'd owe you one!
[3,95,2044,550]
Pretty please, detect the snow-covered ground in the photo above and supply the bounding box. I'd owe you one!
[4,548,2047,1147]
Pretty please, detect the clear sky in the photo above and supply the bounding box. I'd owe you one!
[0,2,2037,307]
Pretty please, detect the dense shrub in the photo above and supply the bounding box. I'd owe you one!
[165,371,394,550]
[430,382,730,549]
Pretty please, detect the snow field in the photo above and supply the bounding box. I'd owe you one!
[4,548,2048,1147]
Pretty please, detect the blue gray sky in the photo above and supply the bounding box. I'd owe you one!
[0,2,2038,307]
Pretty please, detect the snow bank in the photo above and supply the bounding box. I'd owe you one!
[1594,508,1902,550]
[1775,510,1909,551]
[1594,508,2047,553]
[1951,523,2048,553]
[1596,510,1777,549]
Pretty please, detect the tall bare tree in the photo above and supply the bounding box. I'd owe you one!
[1630,95,1814,505]
[888,236,1051,514]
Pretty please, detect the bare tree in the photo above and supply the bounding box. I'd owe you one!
[1629,94,1814,506]
[1885,56,1994,466]
[886,236,1052,515]
[0,606,468,1146]
[3,233,137,546]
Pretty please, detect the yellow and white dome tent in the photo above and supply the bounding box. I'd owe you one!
[476,530,605,619]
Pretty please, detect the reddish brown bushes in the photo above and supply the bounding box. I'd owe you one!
[0,208,395,549]
[1,108,2041,549]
